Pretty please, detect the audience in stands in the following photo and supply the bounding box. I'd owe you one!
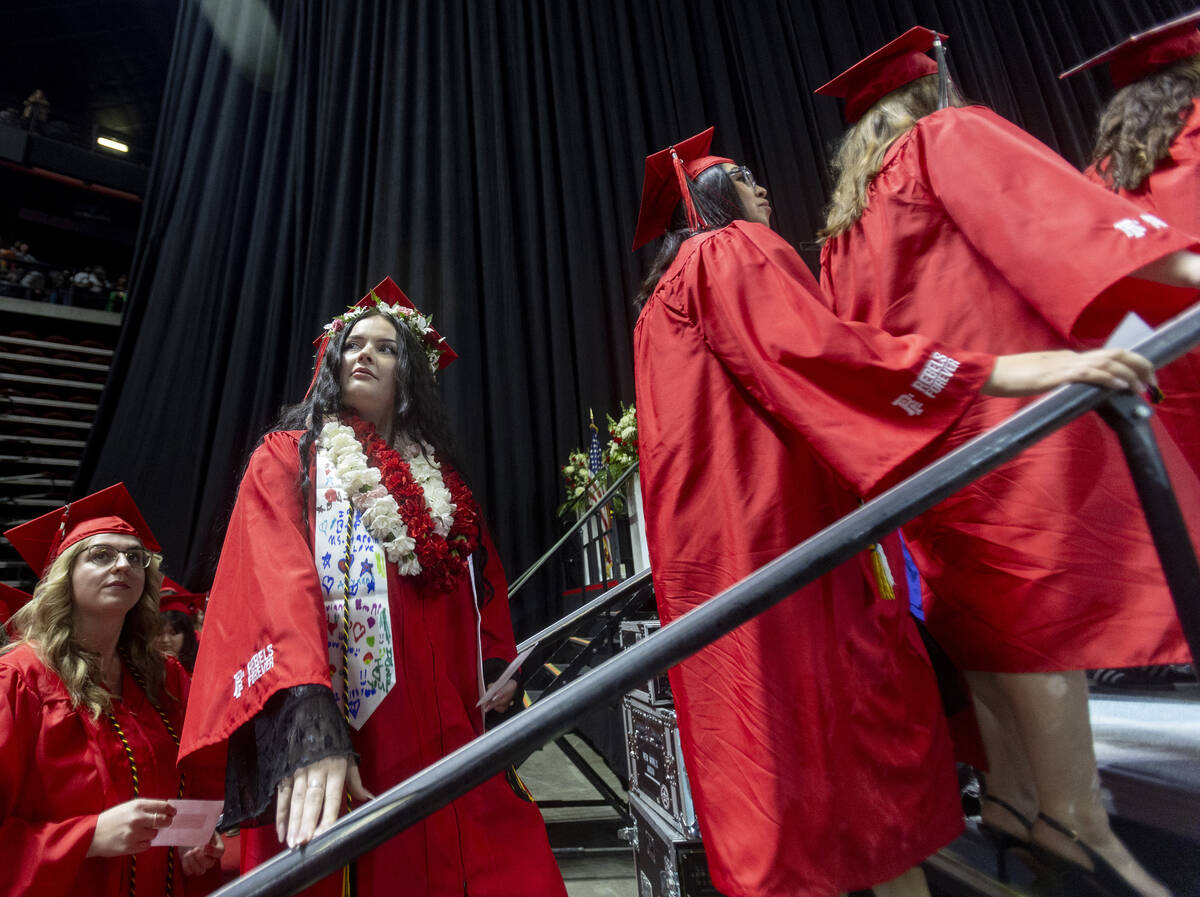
[0,239,129,310]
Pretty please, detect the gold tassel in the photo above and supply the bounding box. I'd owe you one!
[870,543,897,600]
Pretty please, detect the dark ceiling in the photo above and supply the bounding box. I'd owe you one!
[1,0,179,153]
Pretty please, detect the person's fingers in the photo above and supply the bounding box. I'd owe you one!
[286,765,310,847]
[276,775,294,842]
[206,832,225,858]
[295,767,329,846]
[346,763,375,802]
[314,760,347,838]
[181,848,204,876]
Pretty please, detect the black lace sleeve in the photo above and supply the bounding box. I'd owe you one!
[218,684,357,832]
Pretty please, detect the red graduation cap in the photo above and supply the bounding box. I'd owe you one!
[816,27,948,123]
[631,127,734,251]
[0,583,32,625]
[160,575,207,616]
[1059,10,1200,88]
[306,276,457,398]
[3,482,161,577]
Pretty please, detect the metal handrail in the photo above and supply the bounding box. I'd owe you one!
[515,568,650,655]
[508,462,640,597]
[211,302,1200,897]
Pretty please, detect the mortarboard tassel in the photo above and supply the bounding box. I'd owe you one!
[670,148,707,235]
[933,35,950,110]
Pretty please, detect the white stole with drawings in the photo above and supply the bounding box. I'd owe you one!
[314,447,396,729]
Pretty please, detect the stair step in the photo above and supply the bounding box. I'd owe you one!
[0,334,114,358]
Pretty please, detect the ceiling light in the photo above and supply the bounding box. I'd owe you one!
[97,136,129,153]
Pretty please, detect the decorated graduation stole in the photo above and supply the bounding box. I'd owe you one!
[315,447,397,729]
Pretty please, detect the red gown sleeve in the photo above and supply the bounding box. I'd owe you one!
[688,222,994,495]
[918,107,1198,338]
[0,663,97,897]
[180,431,331,763]
[477,526,517,665]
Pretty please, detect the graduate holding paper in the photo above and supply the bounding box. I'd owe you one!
[0,484,222,897]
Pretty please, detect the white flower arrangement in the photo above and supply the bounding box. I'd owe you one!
[602,402,638,478]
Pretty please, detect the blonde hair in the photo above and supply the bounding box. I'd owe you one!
[819,75,965,241]
[2,536,166,718]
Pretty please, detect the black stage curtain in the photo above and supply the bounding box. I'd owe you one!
[77,0,1193,635]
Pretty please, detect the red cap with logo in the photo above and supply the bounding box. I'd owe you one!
[632,127,734,251]
[3,482,160,577]
[1060,11,1200,88]
[815,26,948,124]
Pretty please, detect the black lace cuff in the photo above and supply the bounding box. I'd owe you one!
[218,684,356,832]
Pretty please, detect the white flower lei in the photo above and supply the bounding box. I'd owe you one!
[319,420,457,576]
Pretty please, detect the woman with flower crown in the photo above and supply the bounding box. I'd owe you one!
[179,279,566,897]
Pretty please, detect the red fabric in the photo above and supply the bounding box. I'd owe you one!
[181,432,564,897]
[0,646,206,897]
[634,220,996,896]
[820,105,1200,672]
[1087,99,1200,464]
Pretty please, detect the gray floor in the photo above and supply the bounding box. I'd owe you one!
[520,734,637,897]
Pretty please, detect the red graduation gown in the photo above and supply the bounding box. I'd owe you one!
[180,431,565,897]
[0,645,194,897]
[634,221,995,896]
[820,105,1200,672]
[1086,98,1200,464]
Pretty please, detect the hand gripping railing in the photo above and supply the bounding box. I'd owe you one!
[211,302,1200,897]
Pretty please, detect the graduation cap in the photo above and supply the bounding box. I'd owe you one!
[306,276,457,398]
[0,583,32,625]
[631,126,734,251]
[3,483,161,577]
[816,26,950,123]
[160,575,207,616]
[1059,10,1200,88]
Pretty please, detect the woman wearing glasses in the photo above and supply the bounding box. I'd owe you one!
[631,127,1159,897]
[0,483,222,897]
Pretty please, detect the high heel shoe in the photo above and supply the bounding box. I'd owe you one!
[978,794,1033,883]
[1030,812,1176,897]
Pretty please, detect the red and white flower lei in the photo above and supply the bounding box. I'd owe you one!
[319,417,480,593]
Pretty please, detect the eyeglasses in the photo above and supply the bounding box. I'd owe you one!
[729,165,761,190]
[83,544,152,569]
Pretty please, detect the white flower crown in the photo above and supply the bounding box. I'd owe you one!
[323,291,444,373]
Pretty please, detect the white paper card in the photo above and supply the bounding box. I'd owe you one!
[149,799,224,847]
[1105,312,1153,349]
[476,646,534,708]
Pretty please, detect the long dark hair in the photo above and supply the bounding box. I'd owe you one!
[635,164,747,308]
[1090,55,1200,192]
[272,309,459,519]
[159,609,199,673]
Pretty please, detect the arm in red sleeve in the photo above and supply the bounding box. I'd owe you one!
[688,221,994,495]
[476,525,517,666]
[918,106,1198,339]
[0,662,98,897]
[181,431,331,763]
